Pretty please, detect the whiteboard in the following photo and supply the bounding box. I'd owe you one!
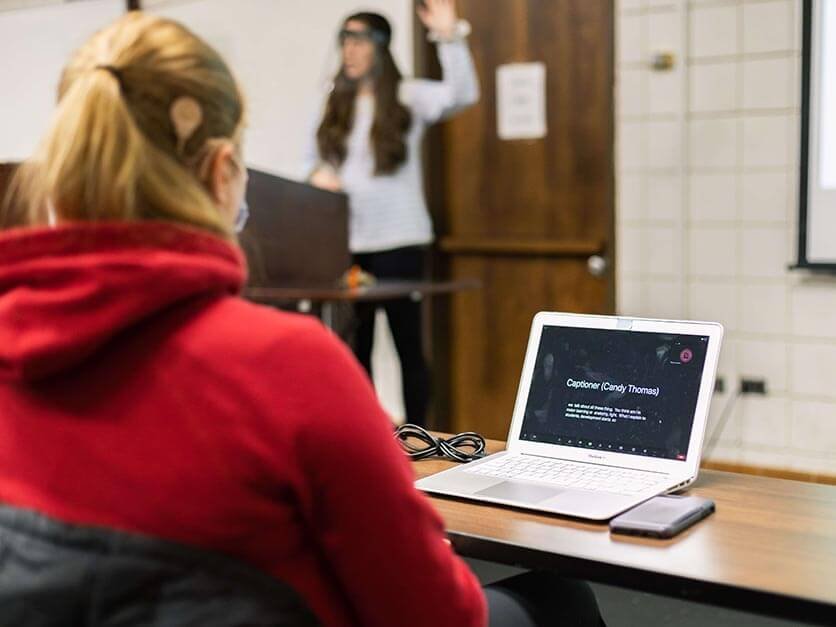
[0,0,124,161]
[146,0,413,180]
[0,0,413,180]
[801,0,836,266]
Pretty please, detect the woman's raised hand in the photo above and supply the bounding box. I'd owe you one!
[416,0,458,40]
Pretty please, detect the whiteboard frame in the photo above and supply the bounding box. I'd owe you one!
[797,0,836,270]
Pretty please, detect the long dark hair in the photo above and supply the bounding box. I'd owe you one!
[317,12,412,175]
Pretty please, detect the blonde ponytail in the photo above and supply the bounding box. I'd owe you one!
[6,11,244,238]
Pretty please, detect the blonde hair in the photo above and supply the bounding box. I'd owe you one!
[5,11,245,238]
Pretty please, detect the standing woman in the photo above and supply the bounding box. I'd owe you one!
[307,0,479,426]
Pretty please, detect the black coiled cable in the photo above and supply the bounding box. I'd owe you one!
[395,424,486,463]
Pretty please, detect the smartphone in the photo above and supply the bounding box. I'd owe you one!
[609,495,715,538]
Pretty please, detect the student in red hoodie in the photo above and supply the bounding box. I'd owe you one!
[0,11,604,627]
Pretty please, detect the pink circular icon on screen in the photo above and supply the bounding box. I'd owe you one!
[680,348,693,363]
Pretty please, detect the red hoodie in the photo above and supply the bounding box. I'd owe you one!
[0,222,486,627]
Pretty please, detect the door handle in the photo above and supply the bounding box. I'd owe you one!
[587,255,608,277]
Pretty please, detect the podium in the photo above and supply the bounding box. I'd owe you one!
[241,169,479,330]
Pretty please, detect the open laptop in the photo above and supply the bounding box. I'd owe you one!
[416,312,724,520]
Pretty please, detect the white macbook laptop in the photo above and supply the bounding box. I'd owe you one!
[416,312,724,520]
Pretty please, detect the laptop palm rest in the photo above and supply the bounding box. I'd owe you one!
[475,481,564,504]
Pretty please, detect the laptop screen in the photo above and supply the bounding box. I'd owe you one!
[519,325,710,461]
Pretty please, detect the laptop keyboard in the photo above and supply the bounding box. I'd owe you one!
[465,455,667,495]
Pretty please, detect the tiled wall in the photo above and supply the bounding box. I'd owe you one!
[616,0,836,476]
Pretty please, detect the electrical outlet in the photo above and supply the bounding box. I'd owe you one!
[740,378,767,395]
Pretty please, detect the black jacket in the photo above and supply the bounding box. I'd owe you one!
[0,506,320,626]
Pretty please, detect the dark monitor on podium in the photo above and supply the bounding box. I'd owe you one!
[241,168,351,288]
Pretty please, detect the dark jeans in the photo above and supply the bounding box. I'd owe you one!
[352,246,430,427]
[486,572,606,627]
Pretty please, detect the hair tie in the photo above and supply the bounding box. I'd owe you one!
[95,64,124,91]
[170,96,203,153]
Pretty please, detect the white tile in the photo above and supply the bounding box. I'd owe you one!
[790,343,836,399]
[741,171,790,223]
[646,225,682,275]
[648,68,683,116]
[644,278,684,319]
[738,449,794,469]
[617,0,644,13]
[689,227,737,278]
[689,118,738,169]
[690,62,737,112]
[788,57,801,110]
[617,121,644,171]
[618,14,644,65]
[690,4,738,59]
[790,282,836,339]
[701,376,734,458]
[617,278,644,316]
[792,0,802,52]
[618,225,644,277]
[617,173,644,222]
[647,120,681,169]
[743,1,794,55]
[742,115,791,168]
[703,444,741,465]
[689,281,738,330]
[786,218,798,257]
[689,173,737,223]
[785,169,799,222]
[738,339,788,393]
[646,174,682,221]
[740,396,790,449]
[786,111,801,164]
[742,57,794,110]
[647,10,682,56]
[789,455,836,476]
[791,399,836,452]
[717,335,738,384]
[705,393,742,449]
[741,226,790,278]
[617,68,644,117]
[740,283,788,335]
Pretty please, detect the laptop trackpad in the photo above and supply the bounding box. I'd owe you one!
[475,481,563,503]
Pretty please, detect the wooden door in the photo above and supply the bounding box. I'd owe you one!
[420,1,615,438]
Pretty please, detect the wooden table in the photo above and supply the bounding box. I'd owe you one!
[247,279,479,328]
[247,278,479,304]
[413,438,836,625]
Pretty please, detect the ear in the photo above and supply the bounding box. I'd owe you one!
[207,142,237,209]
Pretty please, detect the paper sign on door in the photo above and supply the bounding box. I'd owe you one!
[496,62,547,141]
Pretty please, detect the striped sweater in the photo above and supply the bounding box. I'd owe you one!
[305,39,480,253]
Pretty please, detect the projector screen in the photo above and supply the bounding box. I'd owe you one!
[799,0,836,268]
